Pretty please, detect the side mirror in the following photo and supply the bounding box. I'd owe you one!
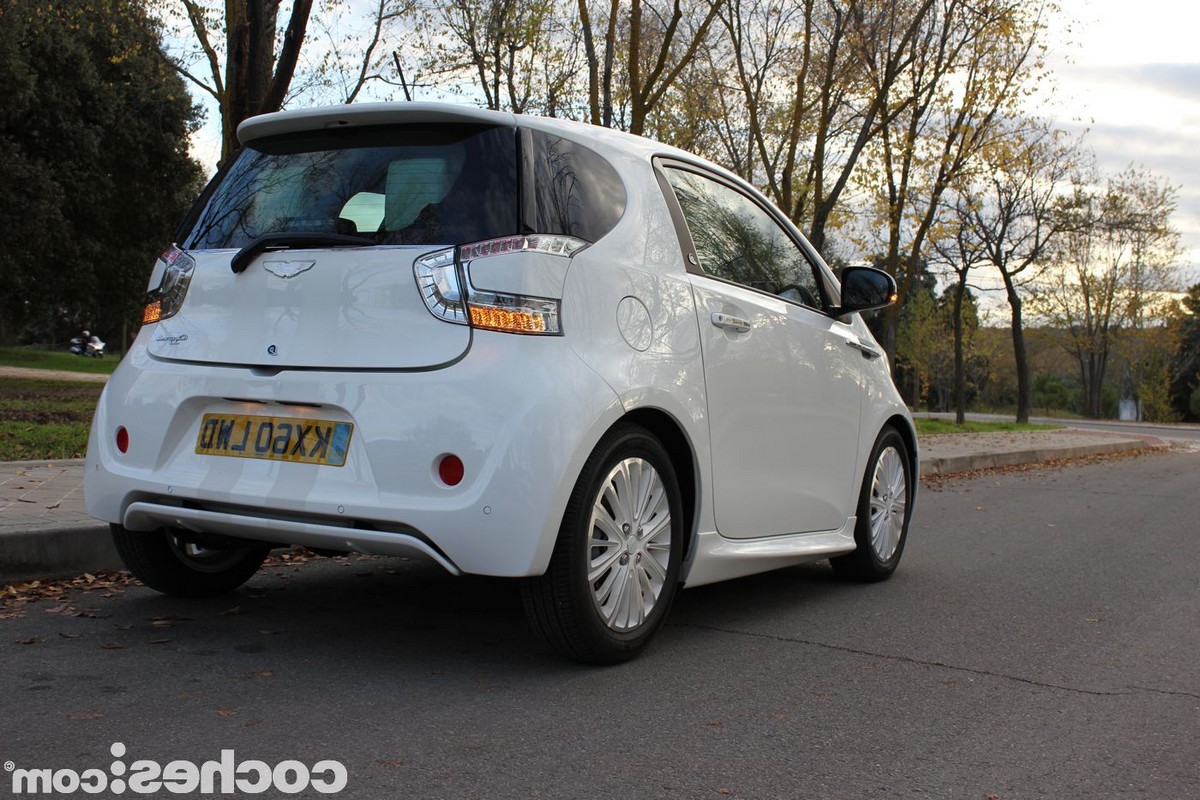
[834,266,897,317]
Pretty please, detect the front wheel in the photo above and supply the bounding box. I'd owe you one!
[521,424,684,664]
[831,426,912,582]
[111,525,269,597]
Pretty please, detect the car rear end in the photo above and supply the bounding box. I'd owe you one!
[85,104,626,578]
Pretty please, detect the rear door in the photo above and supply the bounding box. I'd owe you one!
[152,124,519,370]
[659,163,866,538]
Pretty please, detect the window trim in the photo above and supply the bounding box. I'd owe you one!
[653,156,840,314]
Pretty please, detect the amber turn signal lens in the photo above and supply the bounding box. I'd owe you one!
[142,299,162,325]
[469,306,548,334]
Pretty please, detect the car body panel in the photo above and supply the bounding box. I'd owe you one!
[86,334,624,577]
[146,248,472,370]
[691,276,865,538]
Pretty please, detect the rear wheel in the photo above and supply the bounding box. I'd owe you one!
[111,524,269,597]
[521,424,684,664]
[831,426,911,582]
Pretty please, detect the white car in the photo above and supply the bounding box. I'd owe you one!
[85,103,916,663]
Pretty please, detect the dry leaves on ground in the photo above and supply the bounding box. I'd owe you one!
[1,571,136,621]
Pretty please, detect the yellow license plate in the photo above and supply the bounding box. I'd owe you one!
[195,413,354,467]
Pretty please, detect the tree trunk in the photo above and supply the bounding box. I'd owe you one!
[1079,350,1108,418]
[1001,272,1031,423]
[952,273,966,425]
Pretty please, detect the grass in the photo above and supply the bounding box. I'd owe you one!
[0,378,103,460]
[914,418,1063,435]
[0,346,118,375]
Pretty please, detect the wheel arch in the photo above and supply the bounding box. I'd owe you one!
[617,407,699,562]
[884,413,919,502]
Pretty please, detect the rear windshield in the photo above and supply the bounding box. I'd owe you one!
[182,124,519,250]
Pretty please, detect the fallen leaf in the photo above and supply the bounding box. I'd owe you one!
[16,636,43,645]
[216,708,235,718]
[245,670,275,679]
[376,759,401,767]
[100,643,125,650]
[244,720,262,728]
[58,632,79,639]
[149,638,171,645]
[706,720,723,728]
[220,606,242,616]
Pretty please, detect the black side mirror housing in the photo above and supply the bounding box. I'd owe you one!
[834,266,898,317]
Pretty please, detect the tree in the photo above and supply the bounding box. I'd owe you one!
[894,278,984,412]
[870,0,1051,369]
[940,122,1078,422]
[578,0,723,135]
[710,0,938,254]
[1170,283,1200,420]
[417,0,578,113]
[930,198,984,424]
[1036,168,1182,418]
[0,0,203,346]
[162,0,412,163]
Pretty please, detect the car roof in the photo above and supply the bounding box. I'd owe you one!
[236,101,718,178]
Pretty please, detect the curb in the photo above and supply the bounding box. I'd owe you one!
[0,523,119,585]
[919,438,1155,477]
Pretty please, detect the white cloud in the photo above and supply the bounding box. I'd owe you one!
[1047,0,1200,282]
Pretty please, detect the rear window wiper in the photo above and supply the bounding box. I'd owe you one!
[230,232,374,274]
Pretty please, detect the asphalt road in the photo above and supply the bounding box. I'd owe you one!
[2,450,1198,798]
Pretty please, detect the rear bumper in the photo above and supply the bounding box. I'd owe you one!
[85,332,623,577]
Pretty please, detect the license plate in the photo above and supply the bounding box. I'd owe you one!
[195,413,354,467]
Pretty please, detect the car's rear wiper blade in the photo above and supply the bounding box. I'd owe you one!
[230,232,374,274]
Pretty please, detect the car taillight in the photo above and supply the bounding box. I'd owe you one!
[143,245,195,325]
[413,235,586,335]
[413,248,467,324]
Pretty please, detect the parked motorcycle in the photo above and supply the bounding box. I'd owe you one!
[69,331,106,358]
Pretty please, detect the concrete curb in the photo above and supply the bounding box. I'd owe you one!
[919,437,1155,477]
[0,523,119,585]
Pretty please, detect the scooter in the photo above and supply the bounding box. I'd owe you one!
[69,332,105,358]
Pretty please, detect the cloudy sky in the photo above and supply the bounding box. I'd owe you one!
[1048,0,1200,282]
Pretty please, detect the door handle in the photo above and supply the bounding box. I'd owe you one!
[845,339,882,359]
[711,312,751,333]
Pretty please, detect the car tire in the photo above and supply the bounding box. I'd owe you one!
[521,423,684,664]
[830,426,912,582]
[110,524,269,597]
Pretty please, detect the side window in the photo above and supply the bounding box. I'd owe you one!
[528,131,626,242]
[664,167,823,309]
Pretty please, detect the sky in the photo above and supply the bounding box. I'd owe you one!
[1046,0,1200,282]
